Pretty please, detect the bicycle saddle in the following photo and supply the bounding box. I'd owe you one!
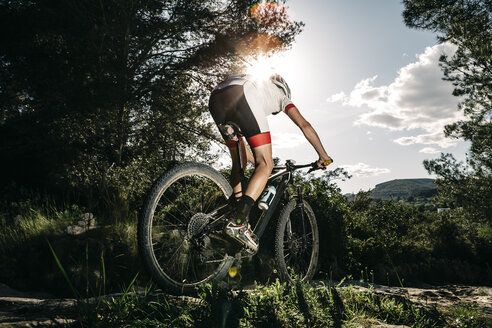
[218,122,243,141]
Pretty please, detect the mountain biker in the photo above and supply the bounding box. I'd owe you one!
[209,74,332,252]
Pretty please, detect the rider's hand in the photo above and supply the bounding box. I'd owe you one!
[317,156,333,170]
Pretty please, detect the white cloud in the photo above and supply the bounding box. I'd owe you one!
[326,92,348,103]
[419,147,441,154]
[271,132,307,149]
[394,131,456,148]
[328,43,463,149]
[340,163,390,178]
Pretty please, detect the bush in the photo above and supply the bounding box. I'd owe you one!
[0,199,143,297]
[346,195,492,286]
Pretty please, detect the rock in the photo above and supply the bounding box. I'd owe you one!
[0,284,76,327]
[82,213,96,227]
[65,213,97,235]
[77,220,88,228]
[66,225,84,235]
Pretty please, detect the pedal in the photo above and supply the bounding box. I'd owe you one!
[242,247,257,256]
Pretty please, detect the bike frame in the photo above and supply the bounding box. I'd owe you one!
[231,131,313,241]
[251,166,281,235]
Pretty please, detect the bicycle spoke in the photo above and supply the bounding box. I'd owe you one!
[170,182,193,215]
[159,193,189,226]
[142,165,234,290]
[163,242,185,266]
[191,254,200,282]
[182,250,192,282]
[277,201,318,282]
[204,194,218,214]
[154,217,187,228]
[283,232,313,244]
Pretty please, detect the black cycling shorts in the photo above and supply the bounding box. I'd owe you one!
[209,85,271,148]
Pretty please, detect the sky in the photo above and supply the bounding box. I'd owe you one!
[238,0,469,194]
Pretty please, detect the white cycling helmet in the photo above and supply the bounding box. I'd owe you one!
[270,74,291,99]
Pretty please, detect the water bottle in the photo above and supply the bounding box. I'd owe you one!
[258,185,276,211]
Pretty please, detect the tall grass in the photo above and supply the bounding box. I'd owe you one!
[0,203,81,247]
[0,199,142,297]
[51,279,490,328]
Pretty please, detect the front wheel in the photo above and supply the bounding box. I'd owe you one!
[138,163,235,295]
[275,199,319,282]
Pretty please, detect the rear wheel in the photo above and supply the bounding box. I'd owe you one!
[275,199,319,282]
[138,163,234,295]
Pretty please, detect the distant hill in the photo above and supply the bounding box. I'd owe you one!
[369,178,437,200]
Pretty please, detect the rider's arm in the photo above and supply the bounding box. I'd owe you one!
[286,106,332,168]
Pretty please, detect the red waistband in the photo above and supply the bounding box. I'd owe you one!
[247,132,271,148]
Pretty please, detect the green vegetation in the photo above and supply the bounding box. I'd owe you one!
[369,179,437,201]
[0,0,303,220]
[0,195,142,297]
[0,0,490,325]
[296,174,492,287]
[51,280,490,327]
[403,0,492,221]
[2,170,491,297]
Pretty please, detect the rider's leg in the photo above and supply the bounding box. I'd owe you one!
[231,143,273,225]
[244,143,273,200]
[224,143,271,252]
[230,137,255,199]
[228,138,255,200]
[228,143,243,200]
[244,139,255,165]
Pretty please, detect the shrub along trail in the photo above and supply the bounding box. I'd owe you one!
[335,281,492,316]
[1,281,491,327]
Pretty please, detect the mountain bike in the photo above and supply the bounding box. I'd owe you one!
[138,124,327,295]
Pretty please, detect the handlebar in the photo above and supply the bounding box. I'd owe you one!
[307,159,333,173]
[273,159,333,173]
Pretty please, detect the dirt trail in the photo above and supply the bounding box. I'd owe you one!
[0,283,76,327]
[1,282,491,327]
[340,281,492,316]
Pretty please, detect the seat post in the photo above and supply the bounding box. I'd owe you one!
[235,138,243,173]
[219,122,248,195]
[236,138,249,193]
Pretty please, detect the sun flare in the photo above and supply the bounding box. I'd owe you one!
[241,50,304,102]
[244,54,287,82]
[245,55,276,81]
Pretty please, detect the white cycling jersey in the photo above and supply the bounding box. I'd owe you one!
[214,74,295,116]
[210,74,297,148]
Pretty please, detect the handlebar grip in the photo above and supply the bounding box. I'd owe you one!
[323,159,333,166]
[307,159,333,173]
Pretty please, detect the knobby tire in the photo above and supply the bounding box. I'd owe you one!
[138,163,234,295]
[275,199,319,282]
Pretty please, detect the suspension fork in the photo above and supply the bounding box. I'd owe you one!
[296,185,307,249]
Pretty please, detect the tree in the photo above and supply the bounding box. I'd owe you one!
[402,0,492,221]
[0,0,303,215]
